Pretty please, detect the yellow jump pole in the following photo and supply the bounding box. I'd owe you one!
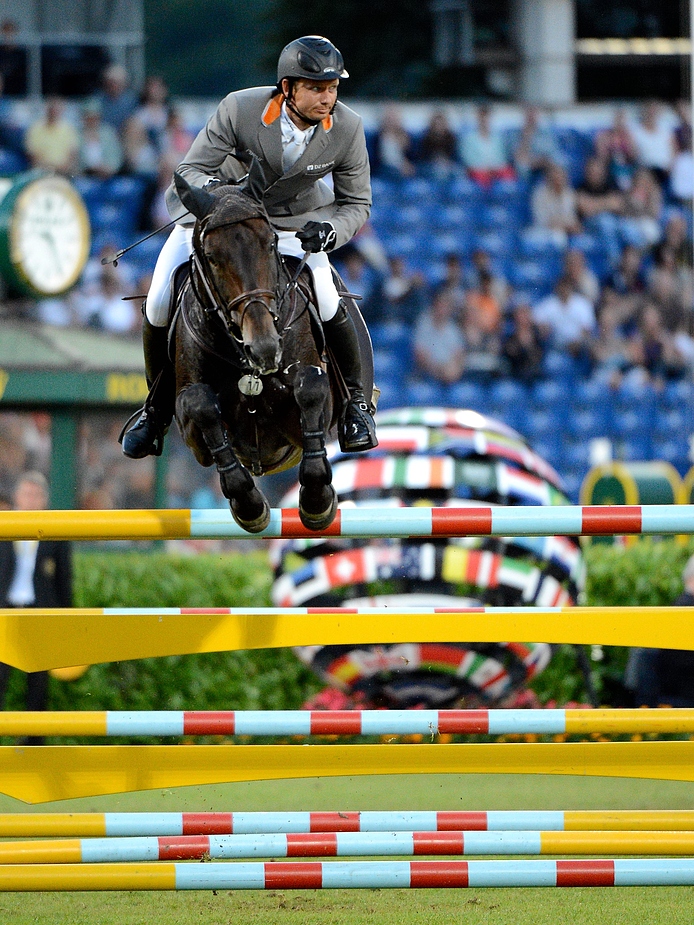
[2,606,694,672]
[2,741,694,804]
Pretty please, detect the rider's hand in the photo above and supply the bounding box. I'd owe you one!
[297,221,337,253]
[203,177,224,190]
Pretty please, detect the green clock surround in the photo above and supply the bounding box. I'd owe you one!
[0,171,91,298]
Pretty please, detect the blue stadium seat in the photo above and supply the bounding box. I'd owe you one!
[405,380,447,406]
[373,376,402,411]
[373,349,406,384]
[444,379,490,413]
[571,377,606,410]
[530,378,567,410]
[652,437,692,472]
[487,378,530,406]
[617,433,654,462]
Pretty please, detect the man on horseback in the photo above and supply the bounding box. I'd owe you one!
[121,35,378,459]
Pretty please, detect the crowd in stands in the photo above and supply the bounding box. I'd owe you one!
[1,46,693,499]
[0,59,195,334]
[333,99,694,406]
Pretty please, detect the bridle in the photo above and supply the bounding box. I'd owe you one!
[184,194,313,374]
[190,211,282,347]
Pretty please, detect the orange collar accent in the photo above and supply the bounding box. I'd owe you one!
[261,93,333,132]
[261,94,283,126]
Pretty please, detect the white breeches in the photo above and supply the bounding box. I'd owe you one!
[145,225,341,327]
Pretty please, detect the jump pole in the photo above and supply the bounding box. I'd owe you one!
[2,810,694,838]
[3,741,694,803]
[1,858,694,890]
[3,707,694,738]
[0,504,693,540]
[3,606,694,672]
[4,830,694,864]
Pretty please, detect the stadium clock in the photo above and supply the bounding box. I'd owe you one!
[0,172,91,298]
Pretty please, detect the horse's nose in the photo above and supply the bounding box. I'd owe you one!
[249,334,282,375]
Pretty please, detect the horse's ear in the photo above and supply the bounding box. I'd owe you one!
[173,172,216,219]
[236,150,266,204]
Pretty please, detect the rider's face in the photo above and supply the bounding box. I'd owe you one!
[284,78,339,126]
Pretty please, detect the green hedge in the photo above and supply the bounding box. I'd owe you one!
[5,539,693,715]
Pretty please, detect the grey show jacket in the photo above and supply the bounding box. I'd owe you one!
[165,87,372,250]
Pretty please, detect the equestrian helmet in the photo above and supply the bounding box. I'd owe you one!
[277,36,348,83]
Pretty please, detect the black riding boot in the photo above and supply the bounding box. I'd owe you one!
[323,303,378,453]
[120,316,174,459]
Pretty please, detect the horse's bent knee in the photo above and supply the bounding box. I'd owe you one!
[294,365,329,416]
[177,383,220,429]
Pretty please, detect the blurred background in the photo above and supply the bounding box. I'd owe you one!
[0,0,692,512]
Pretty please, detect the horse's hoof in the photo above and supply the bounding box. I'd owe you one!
[299,487,338,532]
[230,497,271,534]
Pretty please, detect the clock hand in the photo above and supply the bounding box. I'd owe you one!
[39,230,63,273]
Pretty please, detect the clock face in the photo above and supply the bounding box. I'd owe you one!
[8,176,90,297]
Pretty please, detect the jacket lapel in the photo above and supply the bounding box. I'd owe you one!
[258,94,284,181]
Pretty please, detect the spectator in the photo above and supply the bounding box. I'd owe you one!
[97,63,138,134]
[417,109,459,179]
[562,248,600,305]
[78,97,123,178]
[502,299,546,384]
[465,248,509,312]
[628,100,675,188]
[575,155,625,245]
[603,244,647,332]
[627,302,683,387]
[0,73,25,169]
[333,249,380,324]
[460,104,515,188]
[530,161,581,245]
[134,74,170,154]
[0,19,27,96]
[512,105,561,179]
[71,244,137,331]
[23,95,79,175]
[0,471,73,741]
[620,166,663,248]
[413,288,466,384]
[627,554,694,708]
[379,256,427,322]
[121,107,160,177]
[646,245,689,334]
[532,274,596,373]
[593,107,638,191]
[159,105,195,171]
[656,212,693,273]
[373,105,415,179]
[669,128,693,206]
[465,268,502,338]
[431,252,464,319]
[350,220,389,275]
[461,272,503,378]
[591,300,635,389]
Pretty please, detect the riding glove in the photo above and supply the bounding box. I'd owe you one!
[297,221,337,253]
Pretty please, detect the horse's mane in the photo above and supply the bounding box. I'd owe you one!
[203,187,269,232]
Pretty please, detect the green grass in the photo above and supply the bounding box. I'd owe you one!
[1,774,694,923]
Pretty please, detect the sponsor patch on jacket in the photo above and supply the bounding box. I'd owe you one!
[306,161,335,172]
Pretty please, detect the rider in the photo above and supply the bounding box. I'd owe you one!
[121,35,378,459]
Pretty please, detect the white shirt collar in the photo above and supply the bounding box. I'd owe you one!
[280,101,316,148]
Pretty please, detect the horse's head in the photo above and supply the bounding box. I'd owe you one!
[175,163,283,376]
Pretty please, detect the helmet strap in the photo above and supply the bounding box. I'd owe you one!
[282,80,324,128]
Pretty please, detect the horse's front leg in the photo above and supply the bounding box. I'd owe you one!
[177,383,270,534]
[294,365,337,531]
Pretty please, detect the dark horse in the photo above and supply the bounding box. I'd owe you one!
[170,160,365,534]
